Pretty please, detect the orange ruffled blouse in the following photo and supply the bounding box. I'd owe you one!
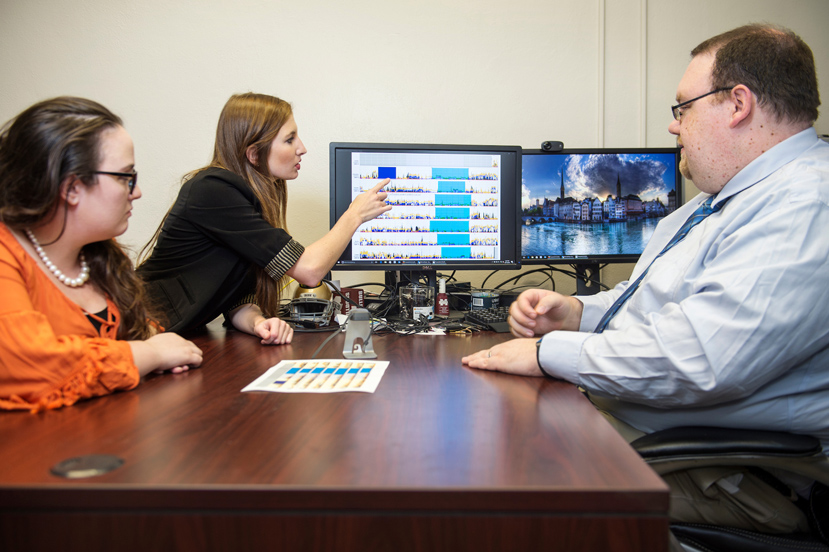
[0,223,138,412]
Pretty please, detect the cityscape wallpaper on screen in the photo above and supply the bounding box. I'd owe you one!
[521,152,679,260]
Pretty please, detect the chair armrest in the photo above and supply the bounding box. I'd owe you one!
[631,426,829,484]
[632,427,822,458]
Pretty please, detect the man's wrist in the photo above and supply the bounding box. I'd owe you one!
[536,337,552,378]
[568,296,585,331]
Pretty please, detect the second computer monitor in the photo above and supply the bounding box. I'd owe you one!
[329,142,522,272]
[521,147,683,265]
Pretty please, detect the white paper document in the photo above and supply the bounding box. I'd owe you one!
[242,359,389,394]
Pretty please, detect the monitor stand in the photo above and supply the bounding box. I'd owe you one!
[385,269,437,291]
[574,263,601,296]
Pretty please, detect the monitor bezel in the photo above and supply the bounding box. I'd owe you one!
[329,142,523,271]
[520,147,683,266]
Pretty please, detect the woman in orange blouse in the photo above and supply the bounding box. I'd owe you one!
[0,97,203,412]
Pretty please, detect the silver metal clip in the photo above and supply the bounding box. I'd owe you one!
[342,308,376,359]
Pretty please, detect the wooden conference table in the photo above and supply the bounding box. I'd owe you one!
[1,324,668,552]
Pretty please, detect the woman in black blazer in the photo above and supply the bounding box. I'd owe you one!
[138,93,390,344]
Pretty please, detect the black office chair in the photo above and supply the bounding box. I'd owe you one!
[631,426,829,552]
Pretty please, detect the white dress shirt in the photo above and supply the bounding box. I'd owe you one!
[537,128,829,452]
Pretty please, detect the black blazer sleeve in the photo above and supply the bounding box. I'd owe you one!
[184,169,304,275]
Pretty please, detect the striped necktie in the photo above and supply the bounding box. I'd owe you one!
[593,195,727,333]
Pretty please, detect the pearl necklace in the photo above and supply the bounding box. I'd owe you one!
[25,229,90,288]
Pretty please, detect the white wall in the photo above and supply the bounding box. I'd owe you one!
[2,0,827,295]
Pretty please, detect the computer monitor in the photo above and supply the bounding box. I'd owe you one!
[521,147,682,292]
[329,142,522,285]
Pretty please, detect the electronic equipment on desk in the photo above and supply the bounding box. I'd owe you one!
[286,298,336,329]
[521,147,684,295]
[329,141,523,290]
[464,306,511,333]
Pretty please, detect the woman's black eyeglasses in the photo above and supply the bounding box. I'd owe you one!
[94,170,138,194]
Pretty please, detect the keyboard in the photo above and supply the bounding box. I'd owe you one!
[464,307,511,333]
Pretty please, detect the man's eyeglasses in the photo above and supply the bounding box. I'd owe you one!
[94,170,138,194]
[671,87,734,121]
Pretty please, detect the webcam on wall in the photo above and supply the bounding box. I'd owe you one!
[540,140,564,152]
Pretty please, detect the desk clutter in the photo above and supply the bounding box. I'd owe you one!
[279,279,518,336]
[463,307,511,333]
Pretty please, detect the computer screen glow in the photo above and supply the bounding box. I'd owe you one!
[330,143,521,271]
[521,148,682,264]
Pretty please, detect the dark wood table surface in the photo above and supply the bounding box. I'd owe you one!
[0,324,668,552]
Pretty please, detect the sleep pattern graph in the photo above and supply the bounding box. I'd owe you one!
[385,197,499,207]
[364,223,499,233]
[359,237,499,246]
[365,183,498,194]
[270,361,375,390]
[242,360,390,394]
[358,167,498,181]
[351,157,503,264]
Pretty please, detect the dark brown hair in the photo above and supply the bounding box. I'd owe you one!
[140,92,293,317]
[0,96,155,339]
[692,23,820,125]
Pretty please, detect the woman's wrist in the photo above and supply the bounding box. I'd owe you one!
[250,314,267,334]
[338,208,364,232]
[128,339,161,377]
[229,304,264,336]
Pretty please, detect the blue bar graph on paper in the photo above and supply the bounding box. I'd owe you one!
[435,207,470,220]
[438,235,470,246]
[430,221,469,233]
[432,168,469,180]
[378,167,397,179]
[436,194,472,206]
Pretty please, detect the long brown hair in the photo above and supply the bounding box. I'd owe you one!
[0,96,155,339]
[140,92,293,317]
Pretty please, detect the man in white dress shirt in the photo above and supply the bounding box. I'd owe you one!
[463,23,828,535]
